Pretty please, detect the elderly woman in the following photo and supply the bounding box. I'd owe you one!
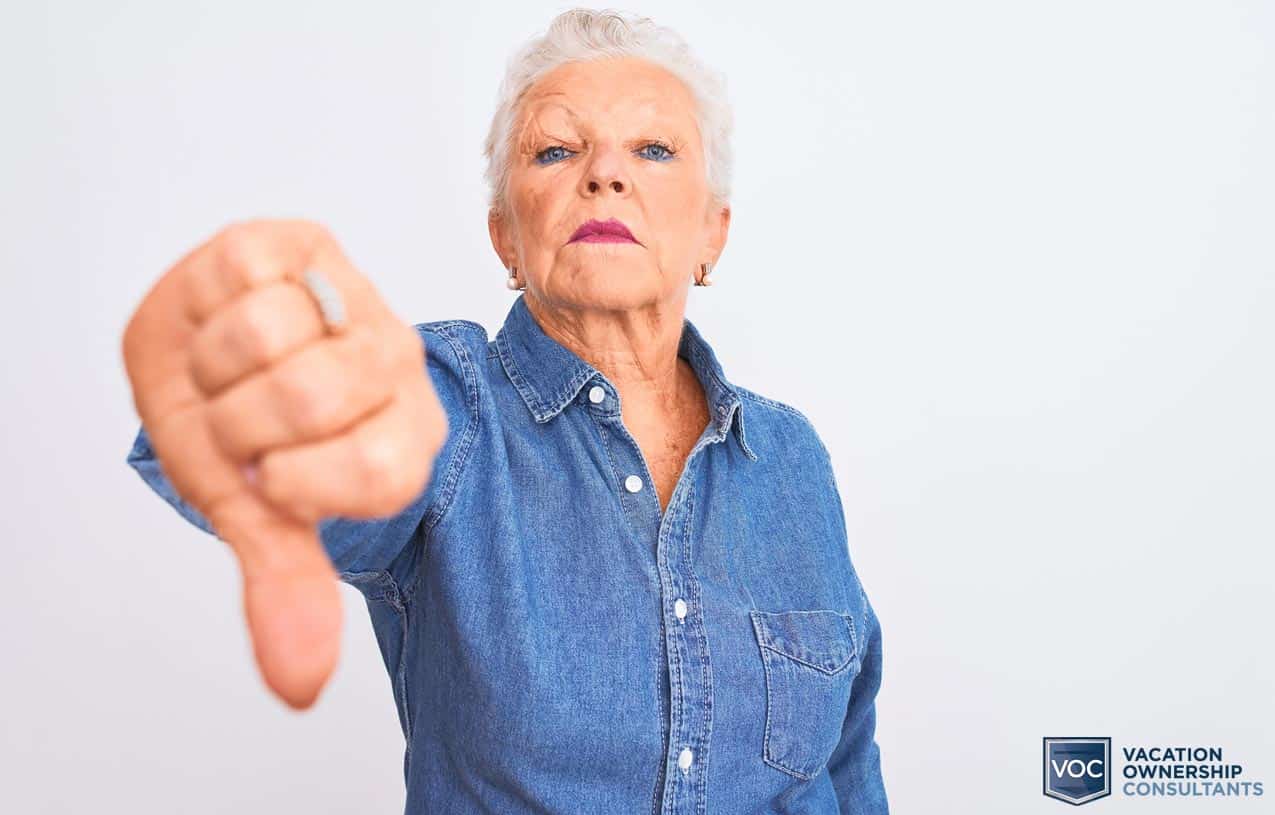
[122,8,887,814]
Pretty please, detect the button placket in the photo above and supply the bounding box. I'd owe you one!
[582,391,714,814]
[656,468,712,812]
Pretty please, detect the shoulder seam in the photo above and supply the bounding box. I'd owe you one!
[737,385,815,428]
[415,318,489,339]
[737,385,835,470]
[414,322,482,543]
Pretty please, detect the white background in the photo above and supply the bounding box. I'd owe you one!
[2,1,1271,812]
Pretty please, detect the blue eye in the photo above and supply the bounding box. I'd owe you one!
[535,142,676,165]
[535,145,574,165]
[638,142,675,161]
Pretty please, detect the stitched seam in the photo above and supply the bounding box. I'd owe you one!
[759,642,814,781]
[547,366,596,418]
[418,324,481,542]
[396,599,412,766]
[385,571,404,612]
[754,611,859,781]
[752,613,813,779]
[592,415,632,526]
[656,437,706,809]
[681,319,737,397]
[395,321,486,773]
[337,569,400,609]
[683,486,712,815]
[860,590,872,649]
[582,407,665,815]
[422,318,486,333]
[680,326,757,460]
[737,386,816,427]
[729,400,759,462]
[684,333,729,408]
[684,337,751,457]
[648,456,669,815]
[494,324,546,420]
[737,386,824,463]
[405,523,426,606]
[759,642,860,676]
[662,515,683,812]
[754,611,859,670]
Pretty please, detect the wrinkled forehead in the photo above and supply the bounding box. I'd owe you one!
[516,58,700,142]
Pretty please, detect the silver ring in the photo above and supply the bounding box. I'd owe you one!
[301,267,347,334]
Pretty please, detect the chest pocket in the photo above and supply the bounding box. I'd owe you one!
[749,608,861,780]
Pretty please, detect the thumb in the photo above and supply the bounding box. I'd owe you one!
[208,488,343,711]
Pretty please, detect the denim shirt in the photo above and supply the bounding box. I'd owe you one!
[126,293,888,814]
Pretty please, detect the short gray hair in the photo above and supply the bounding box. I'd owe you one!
[483,7,734,218]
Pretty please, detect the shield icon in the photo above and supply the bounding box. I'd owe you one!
[1043,737,1112,805]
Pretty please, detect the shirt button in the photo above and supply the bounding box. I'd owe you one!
[624,474,643,493]
[678,747,694,771]
[674,598,687,621]
[588,385,606,403]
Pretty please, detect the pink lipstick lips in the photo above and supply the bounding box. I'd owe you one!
[568,218,638,244]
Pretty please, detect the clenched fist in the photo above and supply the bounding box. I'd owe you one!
[122,219,448,709]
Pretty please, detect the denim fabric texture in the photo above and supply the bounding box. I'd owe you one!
[126,293,889,814]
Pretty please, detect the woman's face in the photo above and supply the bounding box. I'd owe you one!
[489,56,730,312]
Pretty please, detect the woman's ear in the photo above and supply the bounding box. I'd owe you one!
[702,204,731,266]
[488,206,513,268]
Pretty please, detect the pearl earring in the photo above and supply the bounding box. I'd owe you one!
[506,266,524,290]
[695,262,715,287]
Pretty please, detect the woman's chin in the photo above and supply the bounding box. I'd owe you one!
[547,262,664,303]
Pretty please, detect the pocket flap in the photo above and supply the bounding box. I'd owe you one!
[750,609,858,675]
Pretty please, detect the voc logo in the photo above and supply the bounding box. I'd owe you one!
[1043,737,1112,805]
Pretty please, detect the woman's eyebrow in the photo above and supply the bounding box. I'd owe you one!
[520,98,689,146]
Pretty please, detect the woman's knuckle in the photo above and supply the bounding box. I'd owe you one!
[231,310,277,364]
[339,326,394,394]
[271,363,330,437]
[346,324,381,366]
[214,221,257,261]
[354,432,402,495]
[211,229,260,289]
[257,453,301,511]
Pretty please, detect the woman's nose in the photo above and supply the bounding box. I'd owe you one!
[580,149,630,196]
[586,178,624,194]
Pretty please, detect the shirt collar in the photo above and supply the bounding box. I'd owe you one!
[495,294,758,461]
